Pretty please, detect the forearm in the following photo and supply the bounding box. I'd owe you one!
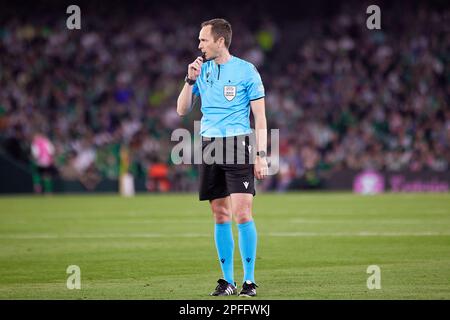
[254,115,267,153]
[176,83,194,116]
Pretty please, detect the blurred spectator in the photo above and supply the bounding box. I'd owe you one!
[31,133,57,193]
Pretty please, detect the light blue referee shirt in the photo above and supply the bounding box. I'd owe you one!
[192,55,265,137]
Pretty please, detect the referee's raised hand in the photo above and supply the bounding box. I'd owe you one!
[188,56,203,80]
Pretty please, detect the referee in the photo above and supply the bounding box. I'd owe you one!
[176,18,268,297]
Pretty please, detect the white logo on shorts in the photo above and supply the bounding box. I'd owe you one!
[243,181,249,189]
[224,86,236,101]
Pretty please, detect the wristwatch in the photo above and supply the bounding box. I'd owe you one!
[184,75,196,85]
[256,151,266,158]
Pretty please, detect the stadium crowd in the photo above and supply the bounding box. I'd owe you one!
[0,1,448,192]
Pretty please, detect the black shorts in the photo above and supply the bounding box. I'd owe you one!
[199,135,255,201]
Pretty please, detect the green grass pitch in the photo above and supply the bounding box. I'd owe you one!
[0,192,449,299]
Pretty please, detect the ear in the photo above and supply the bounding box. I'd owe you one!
[218,36,225,48]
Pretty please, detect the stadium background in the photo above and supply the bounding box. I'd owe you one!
[0,0,448,194]
[0,0,449,300]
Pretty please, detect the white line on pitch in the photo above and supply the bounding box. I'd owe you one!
[268,231,450,237]
[289,219,450,225]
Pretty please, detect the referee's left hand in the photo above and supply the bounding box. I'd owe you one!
[254,156,269,180]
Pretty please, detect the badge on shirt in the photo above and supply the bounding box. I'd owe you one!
[224,85,236,101]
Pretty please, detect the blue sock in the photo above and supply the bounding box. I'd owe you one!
[214,222,234,285]
[238,220,257,283]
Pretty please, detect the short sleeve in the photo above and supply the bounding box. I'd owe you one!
[246,64,265,101]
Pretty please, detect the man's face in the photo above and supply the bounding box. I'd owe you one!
[198,25,221,60]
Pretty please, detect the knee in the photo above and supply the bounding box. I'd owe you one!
[234,213,252,224]
[211,203,231,223]
[232,206,252,224]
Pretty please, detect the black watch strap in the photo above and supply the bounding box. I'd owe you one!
[185,75,196,85]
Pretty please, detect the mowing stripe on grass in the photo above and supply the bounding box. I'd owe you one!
[1,231,449,239]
